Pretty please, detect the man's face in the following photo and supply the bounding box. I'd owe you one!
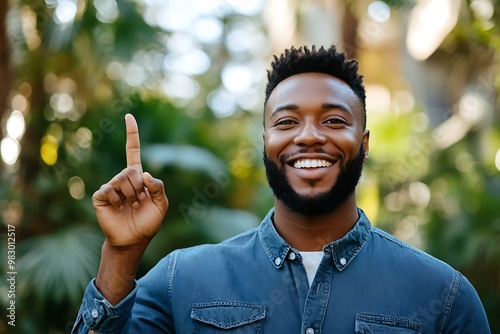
[263,72,370,216]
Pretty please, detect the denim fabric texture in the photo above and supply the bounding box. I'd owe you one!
[72,208,491,333]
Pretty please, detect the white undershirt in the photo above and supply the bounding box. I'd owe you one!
[299,251,323,287]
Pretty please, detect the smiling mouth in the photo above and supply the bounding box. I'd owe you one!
[293,159,333,169]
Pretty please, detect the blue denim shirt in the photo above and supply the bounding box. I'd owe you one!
[72,208,491,333]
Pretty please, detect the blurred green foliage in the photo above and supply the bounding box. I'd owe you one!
[0,0,499,333]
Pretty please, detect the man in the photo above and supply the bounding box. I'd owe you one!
[72,45,491,333]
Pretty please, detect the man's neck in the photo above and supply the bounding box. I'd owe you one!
[272,196,359,251]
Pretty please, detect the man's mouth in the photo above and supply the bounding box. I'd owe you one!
[293,159,333,169]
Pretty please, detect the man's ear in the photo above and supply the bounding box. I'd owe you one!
[362,129,370,163]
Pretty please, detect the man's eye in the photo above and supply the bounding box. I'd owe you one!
[276,120,296,125]
[324,119,345,124]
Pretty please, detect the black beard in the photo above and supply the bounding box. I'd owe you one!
[263,145,365,216]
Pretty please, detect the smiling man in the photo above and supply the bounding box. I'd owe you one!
[72,45,491,333]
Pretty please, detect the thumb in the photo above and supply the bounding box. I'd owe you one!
[143,172,169,214]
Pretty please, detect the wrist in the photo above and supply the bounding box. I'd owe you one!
[95,240,149,305]
[102,238,150,255]
[99,240,147,278]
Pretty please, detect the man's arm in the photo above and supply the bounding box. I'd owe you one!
[443,273,491,333]
[72,114,169,333]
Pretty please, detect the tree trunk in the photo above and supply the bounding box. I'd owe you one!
[0,0,10,123]
[342,3,359,59]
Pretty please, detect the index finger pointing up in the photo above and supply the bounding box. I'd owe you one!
[125,114,143,173]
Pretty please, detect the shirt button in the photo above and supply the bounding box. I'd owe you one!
[306,328,315,334]
[288,252,296,260]
[340,257,347,265]
[274,257,282,266]
[91,308,99,319]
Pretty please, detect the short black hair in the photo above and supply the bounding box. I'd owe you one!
[265,45,366,128]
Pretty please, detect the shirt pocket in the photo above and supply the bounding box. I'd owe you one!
[355,313,423,334]
[191,301,266,333]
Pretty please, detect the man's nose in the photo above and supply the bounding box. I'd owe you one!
[293,122,327,146]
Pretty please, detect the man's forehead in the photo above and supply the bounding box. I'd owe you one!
[266,73,357,107]
[276,72,348,86]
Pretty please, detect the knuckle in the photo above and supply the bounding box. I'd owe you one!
[111,173,125,184]
[94,184,108,196]
[101,184,113,193]
[124,167,138,177]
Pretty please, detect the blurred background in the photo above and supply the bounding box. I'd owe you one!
[0,0,498,332]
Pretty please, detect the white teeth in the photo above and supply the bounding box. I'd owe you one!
[293,159,332,169]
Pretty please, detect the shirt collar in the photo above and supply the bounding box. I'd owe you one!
[327,208,371,271]
[258,208,291,269]
[258,207,372,271]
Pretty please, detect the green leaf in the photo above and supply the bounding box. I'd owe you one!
[17,226,103,306]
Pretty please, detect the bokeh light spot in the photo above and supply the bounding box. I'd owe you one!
[6,111,26,140]
[163,49,211,76]
[76,127,93,148]
[50,93,74,113]
[192,17,223,44]
[207,88,237,118]
[408,182,431,208]
[495,149,500,172]
[470,0,494,20]
[41,135,59,166]
[368,1,391,23]
[221,63,254,94]
[68,176,85,200]
[1,137,21,165]
[54,0,77,25]
[11,94,29,112]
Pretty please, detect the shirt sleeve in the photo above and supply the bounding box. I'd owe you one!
[72,253,176,334]
[443,272,491,334]
[71,278,138,334]
[130,253,176,333]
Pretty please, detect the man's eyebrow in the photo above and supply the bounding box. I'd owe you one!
[321,103,352,113]
[271,103,353,117]
[271,104,298,116]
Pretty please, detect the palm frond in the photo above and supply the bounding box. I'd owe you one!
[17,226,103,306]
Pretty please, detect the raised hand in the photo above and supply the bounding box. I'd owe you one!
[92,114,169,305]
[92,114,169,249]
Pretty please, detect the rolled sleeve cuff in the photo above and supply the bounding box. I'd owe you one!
[72,278,138,334]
